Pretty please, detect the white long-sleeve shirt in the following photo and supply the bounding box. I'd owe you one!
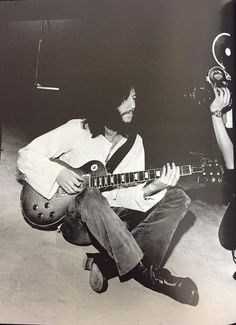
[17,119,166,212]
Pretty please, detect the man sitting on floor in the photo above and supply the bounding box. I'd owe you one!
[17,76,199,306]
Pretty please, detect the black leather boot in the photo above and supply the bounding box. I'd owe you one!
[83,253,118,293]
[132,262,199,306]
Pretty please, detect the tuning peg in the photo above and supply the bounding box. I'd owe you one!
[190,152,213,164]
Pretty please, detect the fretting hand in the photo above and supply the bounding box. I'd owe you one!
[56,168,84,194]
[143,162,180,198]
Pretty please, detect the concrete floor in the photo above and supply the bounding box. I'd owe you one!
[0,123,236,325]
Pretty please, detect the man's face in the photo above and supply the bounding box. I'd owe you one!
[117,88,136,123]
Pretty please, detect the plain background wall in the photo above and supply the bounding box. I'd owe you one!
[0,0,233,167]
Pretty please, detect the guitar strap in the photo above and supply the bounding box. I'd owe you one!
[105,133,137,174]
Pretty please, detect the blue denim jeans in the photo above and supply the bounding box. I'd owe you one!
[74,187,191,276]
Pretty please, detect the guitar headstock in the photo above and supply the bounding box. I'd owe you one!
[190,152,224,183]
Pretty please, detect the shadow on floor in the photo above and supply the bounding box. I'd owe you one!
[161,210,196,267]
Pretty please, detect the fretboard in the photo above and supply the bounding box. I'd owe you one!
[91,165,193,189]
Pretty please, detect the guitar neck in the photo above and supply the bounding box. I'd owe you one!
[90,165,194,189]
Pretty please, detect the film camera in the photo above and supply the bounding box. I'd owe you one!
[185,33,233,106]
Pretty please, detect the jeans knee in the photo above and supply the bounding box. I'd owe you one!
[78,188,110,223]
[175,188,191,209]
[165,188,191,210]
[77,187,105,205]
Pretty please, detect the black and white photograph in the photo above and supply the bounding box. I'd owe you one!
[0,0,235,324]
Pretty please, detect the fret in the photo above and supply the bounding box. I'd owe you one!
[104,176,108,186]
[180,165,191,176]
[94,177,98,188]
[149,169,155,180]
[155,169,161,177]
[139,171,144,181]
[144,171,149,180]
[129,172,134,183]
[110,175,114,185]
[121,174,125,183]
[134,172,139,181]
[99,177,103,187]
[117,174,121,184]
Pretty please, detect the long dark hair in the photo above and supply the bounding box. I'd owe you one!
[82,71,136,137]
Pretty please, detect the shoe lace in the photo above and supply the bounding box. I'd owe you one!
[150,265,165,287]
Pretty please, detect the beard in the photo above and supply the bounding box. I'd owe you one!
[104,109,135,137]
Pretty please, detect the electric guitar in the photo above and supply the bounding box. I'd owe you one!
[21,159,223,230]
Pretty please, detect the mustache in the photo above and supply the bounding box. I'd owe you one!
[121,109,134,116]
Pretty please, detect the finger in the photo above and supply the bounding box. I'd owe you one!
[222,88,231,108]
[61,185,69,194]
[160,165,166,179]
[72,171,84,182]
[64,179,79,194]
[222,88,228,107]
[168,162,177,185]
[169,162,180,186]
[225,87,231,106]
[73,178,83,188]
[63,184,74,194]
[71,181,84,193]
[172,165,180,185]
[76,175,85,182]
[218,88,224,99]
[213,87,218,96]
[160,165,169,187]
[164,163,172,184]
[216,88,226,110]
[214,87,222,97]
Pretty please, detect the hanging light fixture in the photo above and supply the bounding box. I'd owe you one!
[34,19,59,91]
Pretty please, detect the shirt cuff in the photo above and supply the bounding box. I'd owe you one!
[135,183,167,212]
[26,163,65,200]
[102,183,167,212]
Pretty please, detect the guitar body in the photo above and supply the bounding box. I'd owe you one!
[21,160,106,230]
